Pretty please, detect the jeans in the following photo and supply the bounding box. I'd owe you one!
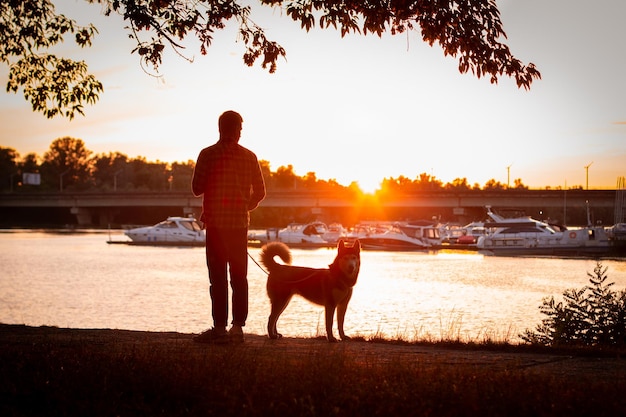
[204,227,249,328]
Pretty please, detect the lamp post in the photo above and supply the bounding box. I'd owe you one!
[506,164,513,188]
[59,169,70,192]
[563,180,567,226]
[113,169,123,192]
[584,161,593,190]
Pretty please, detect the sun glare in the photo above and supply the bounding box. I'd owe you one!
[356,177,381,195]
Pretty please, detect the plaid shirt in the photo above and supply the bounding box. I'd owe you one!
[191,140,266,229]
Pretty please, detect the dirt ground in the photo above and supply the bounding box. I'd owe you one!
[2,324,624,383]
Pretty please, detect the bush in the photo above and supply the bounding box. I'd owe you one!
[521,262,626,347]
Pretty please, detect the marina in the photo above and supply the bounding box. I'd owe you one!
[108,214,626,258]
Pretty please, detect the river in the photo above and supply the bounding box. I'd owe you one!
[2,230,625,343]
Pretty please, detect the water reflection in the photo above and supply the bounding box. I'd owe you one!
[1,230,625,342]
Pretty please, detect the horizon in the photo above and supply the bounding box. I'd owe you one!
[4,140,622,191]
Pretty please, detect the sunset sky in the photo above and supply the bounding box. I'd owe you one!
[1,0,625,192]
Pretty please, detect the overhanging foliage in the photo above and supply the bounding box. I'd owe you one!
[2,0,541,119]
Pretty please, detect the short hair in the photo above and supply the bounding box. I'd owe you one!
[218,110,243,134]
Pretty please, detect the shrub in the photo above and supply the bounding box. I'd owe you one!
[521,262,626,347]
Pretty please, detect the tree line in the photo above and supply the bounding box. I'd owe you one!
[1,137,536,194]
[0,138,351,193]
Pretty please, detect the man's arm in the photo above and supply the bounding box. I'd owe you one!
[191,151,207,197]
[248,159,266,211]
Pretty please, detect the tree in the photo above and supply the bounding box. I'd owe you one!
[1,0,103,119]
[2,0,541,119]
[408,172,443,191]
[258,159,272,188]
[41,137,93,190]
[303,171,317,189]
[0,147,20,192]
[18,153,40,175]
[379,175,414,193]
[168,160,195,191]
[483,178,505,190]
[513,178,528,190]
[522,262,626,348]
[445,177,470,191]
[126,157,169,191]
[274,164,298,189]
[92,151,129,190]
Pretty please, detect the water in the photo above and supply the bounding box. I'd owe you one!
[2,230,626,342]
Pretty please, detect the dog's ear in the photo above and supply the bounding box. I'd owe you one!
[338,239,360,253]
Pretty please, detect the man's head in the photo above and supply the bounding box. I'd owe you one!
[218,110,243,142]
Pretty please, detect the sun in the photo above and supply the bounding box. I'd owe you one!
[356,177,381,195]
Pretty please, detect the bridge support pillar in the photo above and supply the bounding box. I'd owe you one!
[71,207,93,226]
[97,208,119,227]
[70,207,119,226]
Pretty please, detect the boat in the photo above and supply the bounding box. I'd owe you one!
[357,222,432,251]
[476,207,611,257]
[247,221,335,248]
[323,222,348,243]
[439,223,465,244]
[453,221,487,246]
[121,216,205,245]
[607,223,626,255]
[397,221,443,247]
[607,223,626,241]
[344,223,391,242]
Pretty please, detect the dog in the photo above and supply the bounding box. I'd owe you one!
[260,239,361,342]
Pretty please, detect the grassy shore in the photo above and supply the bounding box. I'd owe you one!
[1,324,625,417]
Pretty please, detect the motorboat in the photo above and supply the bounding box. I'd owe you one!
[323,222,347,243]
[124,216,205,245]
[607,223,626,241]
[607,223,626,255]
[476,207,611,257]
[397,220,443,247]
[345,223,391,242]
[439,223,465,244]
[357,223,432,251]
[248,221,334,247]
[454,221,486,245]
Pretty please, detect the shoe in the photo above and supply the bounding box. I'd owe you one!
[229,325,245,343]
[193,327,229,344]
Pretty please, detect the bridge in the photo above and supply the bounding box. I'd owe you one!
[0,189,621,227]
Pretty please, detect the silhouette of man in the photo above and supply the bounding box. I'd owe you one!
[191,110,266,343]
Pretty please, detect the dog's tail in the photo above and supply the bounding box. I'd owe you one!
[259,242,292,272]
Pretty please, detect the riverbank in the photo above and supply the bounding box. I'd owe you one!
[1,324,625,416]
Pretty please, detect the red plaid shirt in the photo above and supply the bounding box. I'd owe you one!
[191,140,266,228]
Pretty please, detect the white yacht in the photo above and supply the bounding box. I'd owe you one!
[476,207,610,257]
[248,221,333,247]
[124,216,205,245]
[357,223,432,251]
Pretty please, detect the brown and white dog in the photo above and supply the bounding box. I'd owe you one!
[260,239,361,342]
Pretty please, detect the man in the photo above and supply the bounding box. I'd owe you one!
[191,110,266,343]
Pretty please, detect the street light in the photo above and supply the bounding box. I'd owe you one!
[113,169,123,192]
[506,164,511,188]
[584,161,593,190]
[59,169,70,192]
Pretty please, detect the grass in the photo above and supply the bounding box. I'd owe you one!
[1,324,625,417]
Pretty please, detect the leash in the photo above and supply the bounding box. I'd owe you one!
[247,250,330,284]
[248,251,268,275]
